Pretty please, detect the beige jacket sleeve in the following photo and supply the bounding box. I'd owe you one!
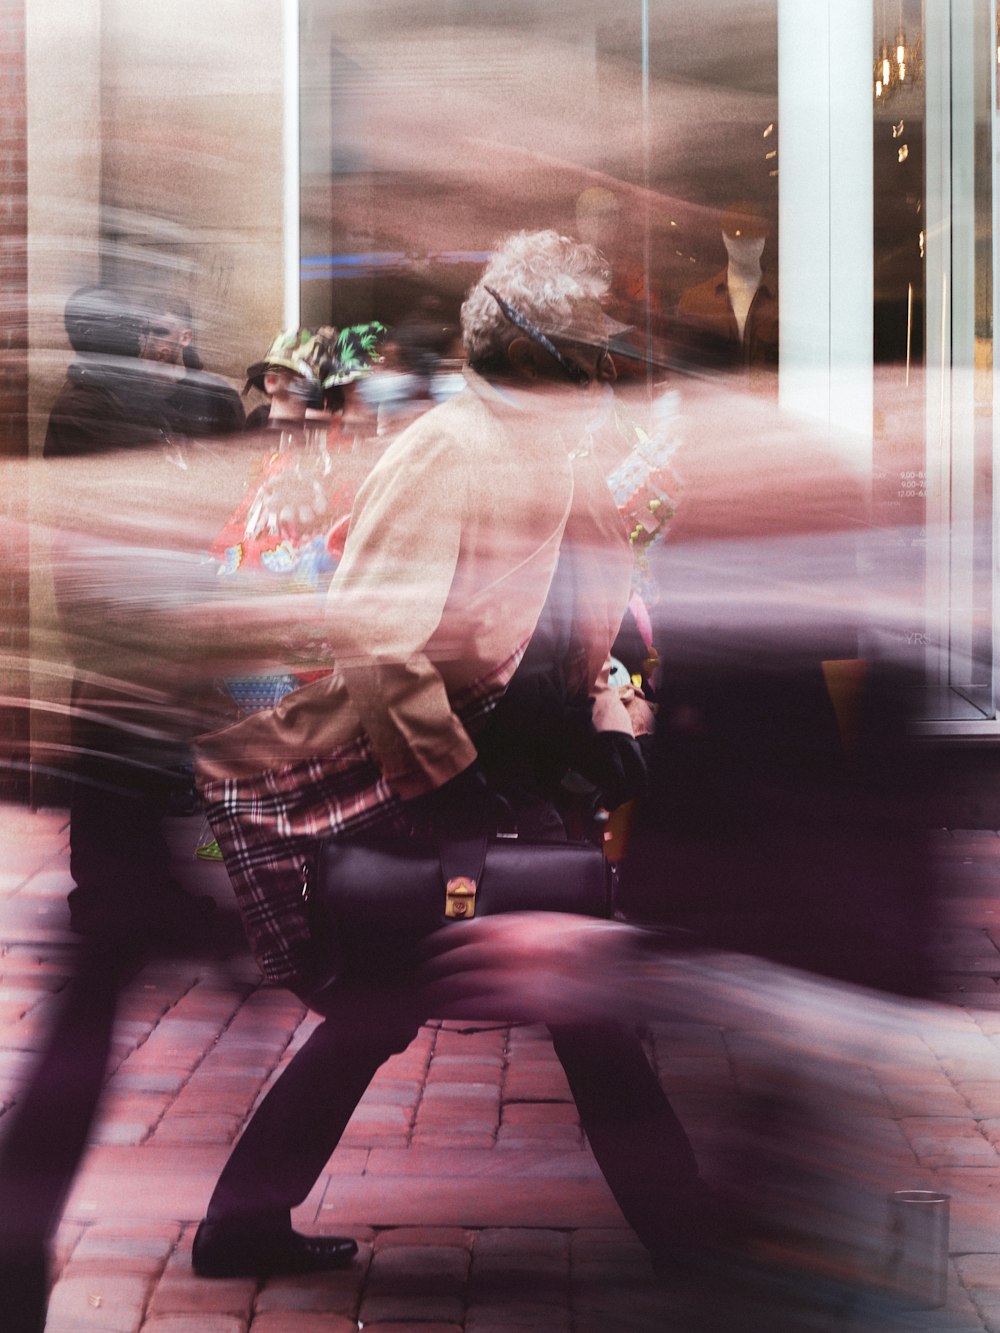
[324,428,479,800]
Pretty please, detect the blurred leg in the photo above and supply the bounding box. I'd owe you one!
[69,780,175,899]
[550,1022,703,1257]
[206,988,421,1227]
[0,939,134,1332]
[67,675,169,898]
[66,676,212,941]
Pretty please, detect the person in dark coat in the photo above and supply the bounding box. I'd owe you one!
[135,292,245,438]
[44,287,244,457]
[44,285,222,939]
[43,286,170,457]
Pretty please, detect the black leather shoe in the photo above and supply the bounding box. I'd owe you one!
[192,1219,358,1278]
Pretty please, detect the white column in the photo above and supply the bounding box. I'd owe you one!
[924,0,994,712]
[921,0,952,698]
[778,0,873,472]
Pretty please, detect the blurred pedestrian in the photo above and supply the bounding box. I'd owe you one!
[136,291,245,438]
[190,230,712,1280]
[43,286,168,457]
[420,377,939,1307]
[43,286,222,941]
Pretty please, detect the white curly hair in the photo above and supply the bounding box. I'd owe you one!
[461,230,610,368]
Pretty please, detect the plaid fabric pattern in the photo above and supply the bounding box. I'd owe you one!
[201,644,527,985]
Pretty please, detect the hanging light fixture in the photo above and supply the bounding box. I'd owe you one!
[873,2,922,102]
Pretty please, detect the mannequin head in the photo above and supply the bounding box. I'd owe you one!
[575,187,621,254]
[723,232,766,271]
[720,201,769,276]
[720,200,769,243]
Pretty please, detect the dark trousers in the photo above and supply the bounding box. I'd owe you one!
[0,939,142,1333]
[69,781,175,900]
[66,675,188,909]
[206,990,701,1257]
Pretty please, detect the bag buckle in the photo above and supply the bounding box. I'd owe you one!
[445,875,477,920]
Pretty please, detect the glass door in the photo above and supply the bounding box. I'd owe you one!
[919,0,997,724]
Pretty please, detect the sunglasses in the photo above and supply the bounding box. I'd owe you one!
[485,286,601,387]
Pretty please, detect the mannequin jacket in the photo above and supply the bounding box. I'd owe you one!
[672,268,778,375]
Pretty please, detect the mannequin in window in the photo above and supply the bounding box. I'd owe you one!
[574,186,664,377]
[673,201,778,379]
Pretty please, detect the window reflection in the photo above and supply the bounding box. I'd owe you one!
[289,0,1000,724]
[300,0,779,388]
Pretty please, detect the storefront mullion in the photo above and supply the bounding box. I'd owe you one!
[921,0,997,728]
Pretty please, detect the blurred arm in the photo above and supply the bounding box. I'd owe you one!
[324,431,478,799]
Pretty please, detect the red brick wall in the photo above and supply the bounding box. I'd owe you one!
[0,0,26,457]
[0,0,29,800]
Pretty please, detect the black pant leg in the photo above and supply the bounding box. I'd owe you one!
[206,990,422,1226]
[0,940,137,1333]
[69,781,176,899]
[549,1022,702,1256]
[67,674,179,902]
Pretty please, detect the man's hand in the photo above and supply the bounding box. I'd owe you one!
[584,730,648,810]
[405,762,511,839]
[417,912,637,1025]
[618,683,656,737]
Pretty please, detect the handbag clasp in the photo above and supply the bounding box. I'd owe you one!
[445,875,477,919]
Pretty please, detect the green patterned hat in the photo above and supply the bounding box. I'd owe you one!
[313,322,387,387]
[244,327,315,393]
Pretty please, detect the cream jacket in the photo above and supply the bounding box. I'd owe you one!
[195,370,634,791]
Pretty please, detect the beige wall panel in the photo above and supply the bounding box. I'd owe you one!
[25,0,105,804]
[100,1,285,381]
[25,0,104,445]
[26,0,286,802]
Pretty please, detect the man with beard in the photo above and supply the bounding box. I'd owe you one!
[136,292,245,439]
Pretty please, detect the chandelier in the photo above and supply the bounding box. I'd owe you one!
[873,8,923,102]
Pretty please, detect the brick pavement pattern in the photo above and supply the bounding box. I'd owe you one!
[1,806,1000,1329]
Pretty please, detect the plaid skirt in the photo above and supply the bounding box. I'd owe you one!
[200,649,524,985]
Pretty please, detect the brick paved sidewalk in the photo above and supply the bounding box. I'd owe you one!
[2,805,1000,1330]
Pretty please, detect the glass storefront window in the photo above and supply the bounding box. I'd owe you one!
[296,0,1000,728]
[298,0,779,388]
[919,0,997,723]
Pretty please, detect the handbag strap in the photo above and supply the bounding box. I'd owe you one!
[438,836,490,920]
[439,836,489,889]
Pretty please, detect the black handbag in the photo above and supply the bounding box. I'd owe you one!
[303,830,614,983]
